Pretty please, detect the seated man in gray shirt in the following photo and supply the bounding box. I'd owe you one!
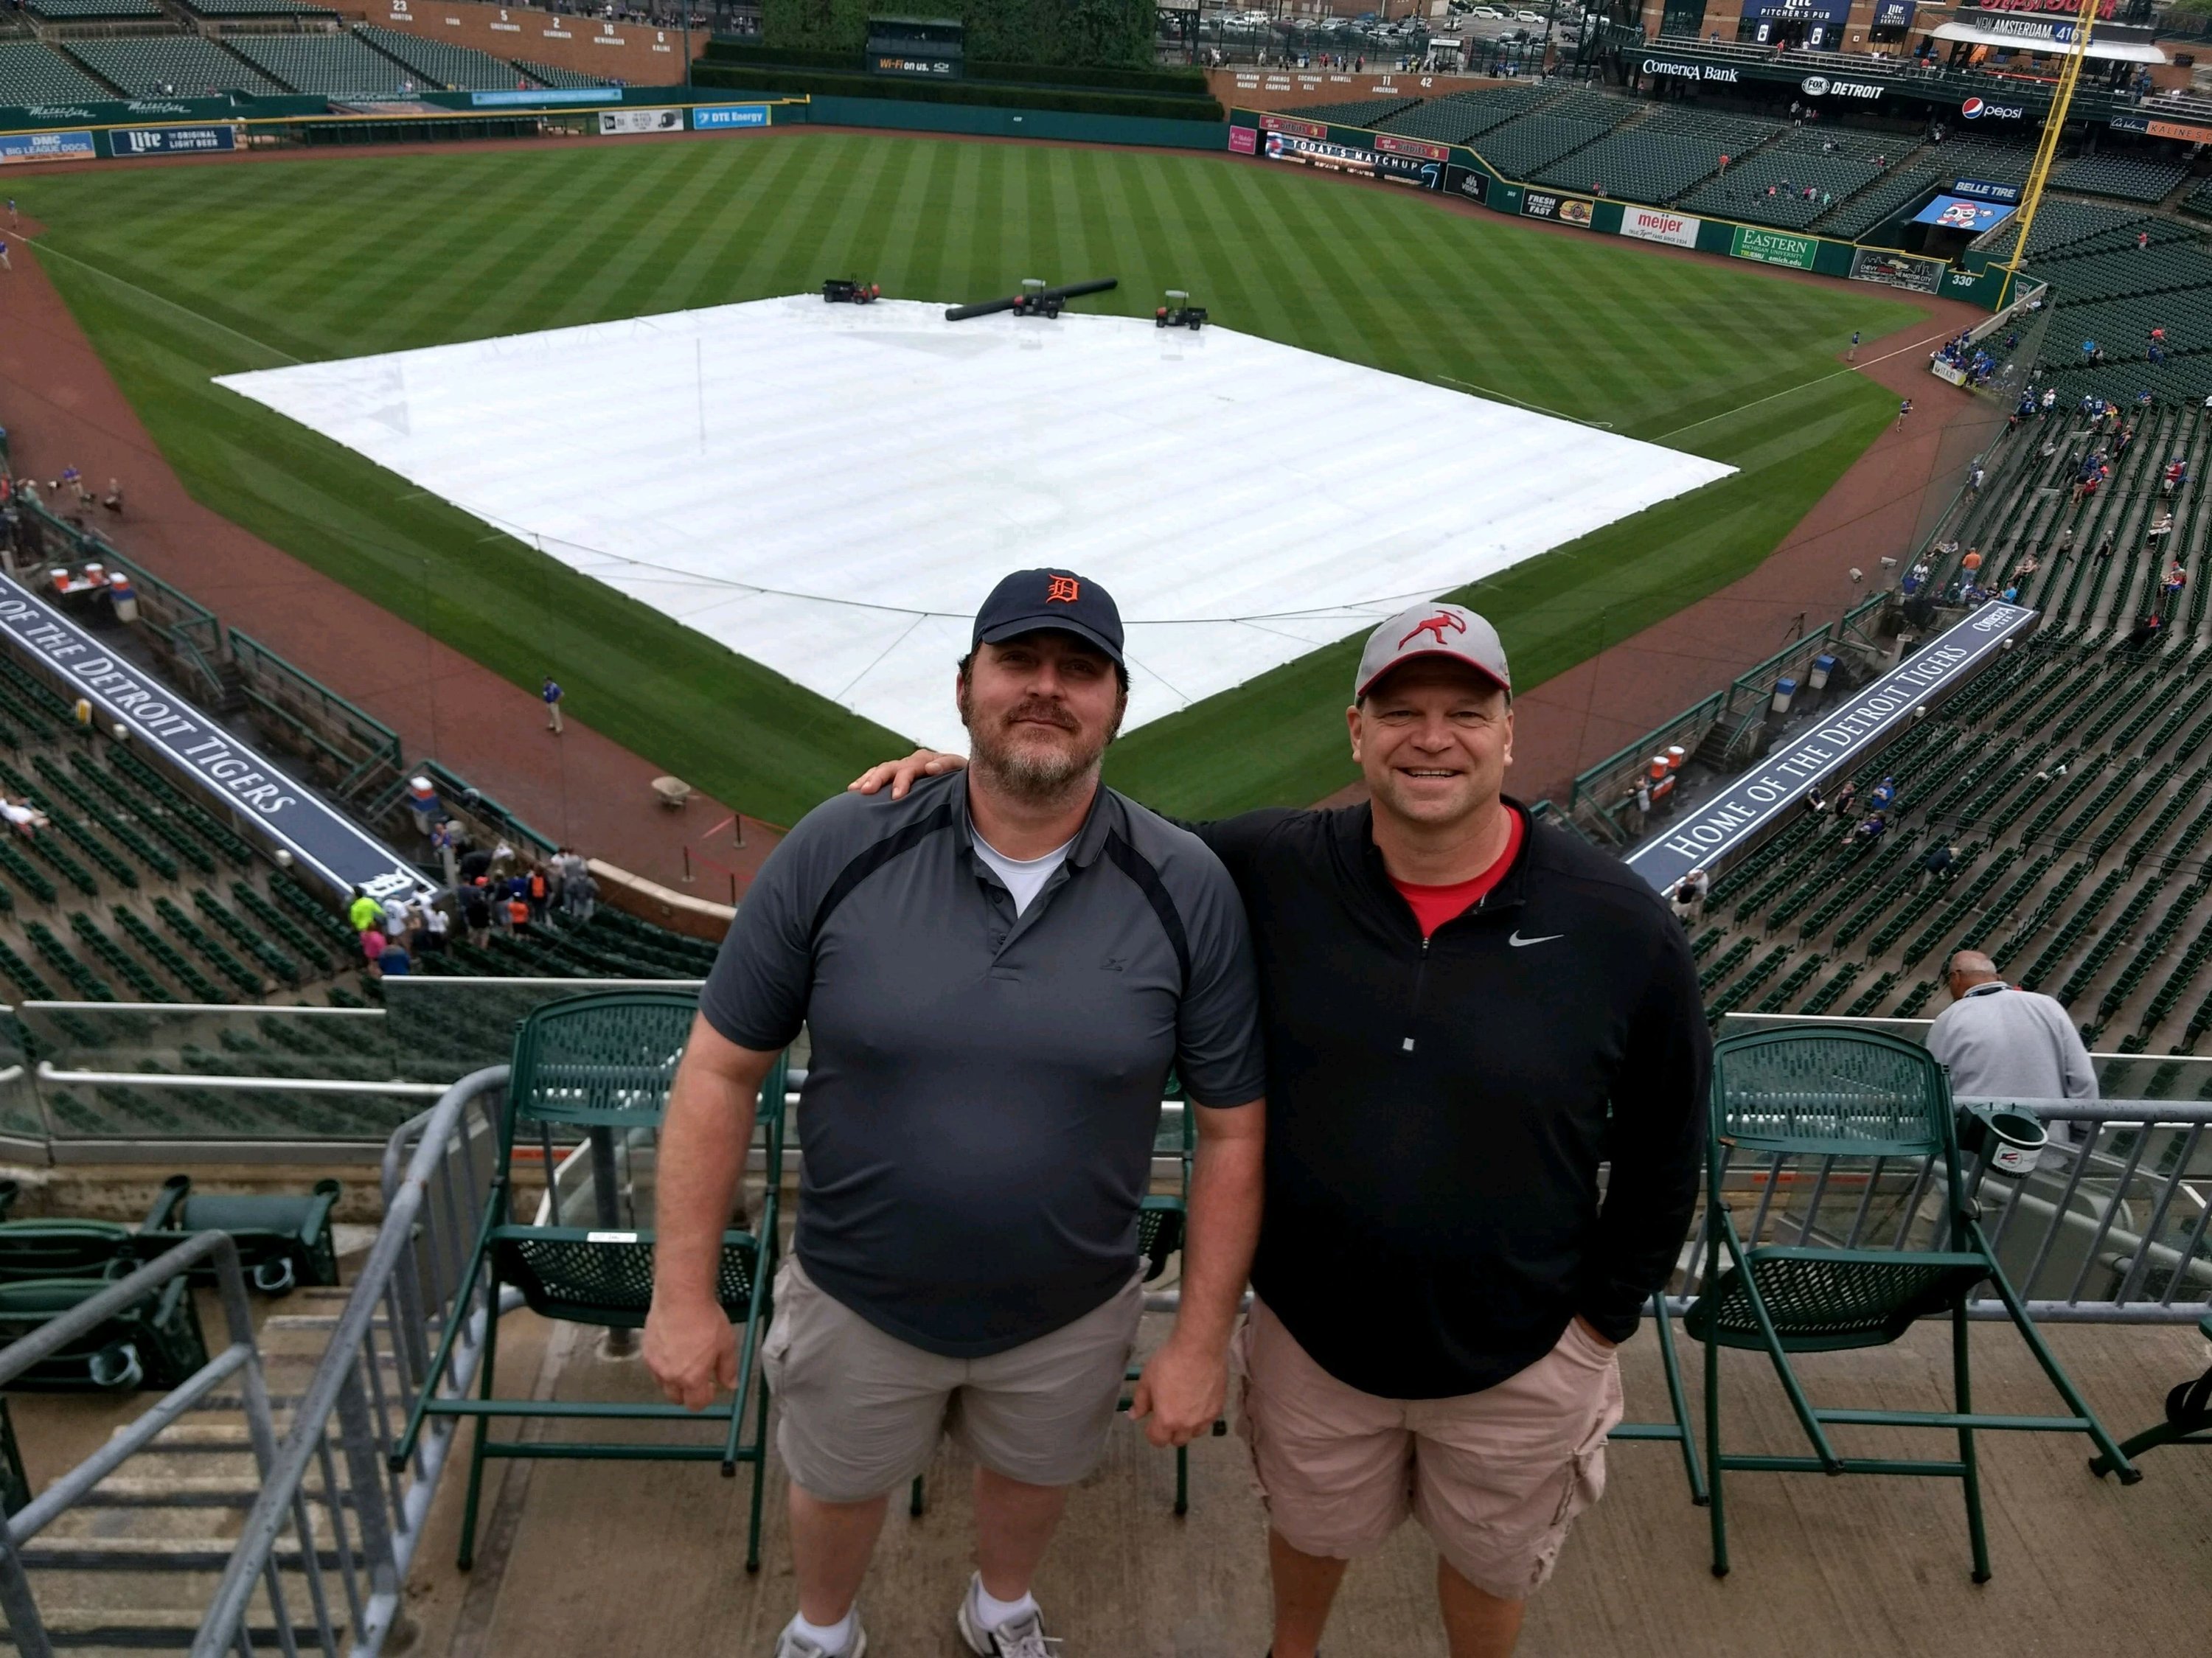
[1929,950,2097,1166]
[645,568,1267,1658]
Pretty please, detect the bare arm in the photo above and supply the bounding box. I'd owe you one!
[1130,1097,1263,1447]
[644,1014,778,1411]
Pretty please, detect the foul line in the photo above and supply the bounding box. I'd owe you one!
[1436,376,1614,430]
[30,240,301,366]
[1653,322,1975,444]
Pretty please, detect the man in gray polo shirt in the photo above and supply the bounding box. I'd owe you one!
[1930,950,2096,1166]
[645,568,1267,1658]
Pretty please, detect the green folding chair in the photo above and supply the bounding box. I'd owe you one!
[2091,1312,2212,1474]
[1687,1025,2136,1581]
[390,991,787,1571]
[912,1095,1210,1518]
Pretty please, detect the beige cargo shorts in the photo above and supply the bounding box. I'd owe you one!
[762,1255,1144,1504]
[1237,1298,1624,1602]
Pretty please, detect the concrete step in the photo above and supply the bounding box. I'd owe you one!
[21,1536,344,1573]
[52,1477,263,1511]
[0,1604,331,1651]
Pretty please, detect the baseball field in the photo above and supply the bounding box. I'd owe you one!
[23,129,1925,821]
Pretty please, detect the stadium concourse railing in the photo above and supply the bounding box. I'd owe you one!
[27,1016,2183,1656]
[1566,591,1893,844]
[1717,1015,2212,1326]
[0,980,706,1164]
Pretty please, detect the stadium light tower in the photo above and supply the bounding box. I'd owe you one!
[2000,0,2105,305]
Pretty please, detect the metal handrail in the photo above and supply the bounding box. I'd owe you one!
[192,1067,510,1658]
[0,1233,278,1658]
[34,1062,449,1096]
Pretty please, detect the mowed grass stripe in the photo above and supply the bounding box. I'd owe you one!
[24,132,1921,821]
[432,155,681,343]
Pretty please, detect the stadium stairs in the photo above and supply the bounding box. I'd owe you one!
[4,1275,364,1651]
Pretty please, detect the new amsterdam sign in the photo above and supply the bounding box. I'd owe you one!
[1626,603,2039,894]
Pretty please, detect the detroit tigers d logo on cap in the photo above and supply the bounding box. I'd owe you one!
[1046,574,1081,605]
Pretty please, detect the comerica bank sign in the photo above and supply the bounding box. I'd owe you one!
[1643,56,1740,83]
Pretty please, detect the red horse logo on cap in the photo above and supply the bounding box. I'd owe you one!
[1399,610,1466,650]
[1046,575,1081,605]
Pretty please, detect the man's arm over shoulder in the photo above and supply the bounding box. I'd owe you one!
[699,790,899,1051]
[1120,804,1268,1108]
[1582,897,1711,1342]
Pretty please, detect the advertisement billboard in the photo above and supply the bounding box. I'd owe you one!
[1728,224,1818,269]
[471,88,618,106]
[1850,246,1943,294]
[1443,163,1487,203]
[1263,131,1439,189]
[601,107,684,133]
[1626,602,2039,894]
[0,130,92,165]
[109,125,237,156]
[1912,194,2015,234]
[1520,189,1594,226]
[1621,206,1699,248]
[1950,177,2022,203]
[1228,125,1257,155]
[692,103,770,130]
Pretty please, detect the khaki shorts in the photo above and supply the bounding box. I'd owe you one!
[1237,1298,1623,1603]
[762,1255,1144,1504]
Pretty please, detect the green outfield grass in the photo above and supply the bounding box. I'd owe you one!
[23,130,1922,821]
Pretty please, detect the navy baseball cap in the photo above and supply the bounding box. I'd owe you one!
[972,568,1124,666]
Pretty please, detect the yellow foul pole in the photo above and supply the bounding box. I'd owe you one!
[2000,0,2106,299]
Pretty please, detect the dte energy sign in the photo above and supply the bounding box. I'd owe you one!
[1627,603,2038,894]
[692,103,770,130]
[0,579,425,902]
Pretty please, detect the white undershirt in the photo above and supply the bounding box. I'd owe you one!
[972,832,1075,916]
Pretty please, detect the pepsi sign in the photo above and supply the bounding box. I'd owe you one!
[1961,97,2028,122]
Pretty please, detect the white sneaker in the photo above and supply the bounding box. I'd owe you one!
[773,1615,866,1657]
[956,1586,1057,1657]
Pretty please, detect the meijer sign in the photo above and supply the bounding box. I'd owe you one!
[1622,207,1699,249]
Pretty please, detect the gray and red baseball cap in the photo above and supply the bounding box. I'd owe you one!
[973,568,1124,666]
[1354,601,1511,700]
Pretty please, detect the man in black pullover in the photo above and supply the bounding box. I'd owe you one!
[853,602,1709,1658]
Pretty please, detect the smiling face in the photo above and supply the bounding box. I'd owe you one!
[958,630,1127,804]
[1349,657,1513,832]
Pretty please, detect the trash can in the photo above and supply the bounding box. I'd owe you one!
[1808,654,1836,692]
[1772,677,1798,715]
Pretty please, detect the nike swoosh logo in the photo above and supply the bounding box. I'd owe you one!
[1509,931,1565,948]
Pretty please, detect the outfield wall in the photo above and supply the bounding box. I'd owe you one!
[0,80,2007,308]
[1225,108,2014,312]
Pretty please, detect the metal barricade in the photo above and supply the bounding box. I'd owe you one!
[190,1068,508,1658]
[0,1235,279,1658]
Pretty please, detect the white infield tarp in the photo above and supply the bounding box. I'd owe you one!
[218,298,1733,751]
